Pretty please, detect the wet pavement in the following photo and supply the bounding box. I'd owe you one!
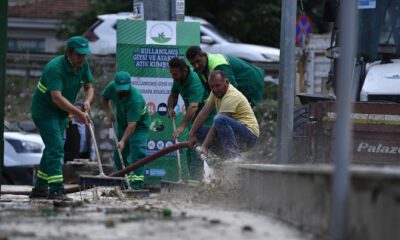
[0,185,314,240]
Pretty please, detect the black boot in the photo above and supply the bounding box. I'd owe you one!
[29,185,48,199]
[48,190,73,201]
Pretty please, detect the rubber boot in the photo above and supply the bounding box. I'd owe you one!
[48,190,73,201]
[29,185,48,199]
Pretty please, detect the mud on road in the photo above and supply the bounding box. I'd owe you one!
[0,185,313,240]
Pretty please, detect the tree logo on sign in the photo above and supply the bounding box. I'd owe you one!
[150,23,173,44]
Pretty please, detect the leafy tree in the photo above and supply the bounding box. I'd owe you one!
[186,0,282,47]
[56,0,131,39]
[186,0,328,48]
[58,0,326,48]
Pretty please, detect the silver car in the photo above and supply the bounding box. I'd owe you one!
[84,13,280,63]
[3,121,44,185]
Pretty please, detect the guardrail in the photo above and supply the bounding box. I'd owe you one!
[6,52,116,78]
[6,52,280,82]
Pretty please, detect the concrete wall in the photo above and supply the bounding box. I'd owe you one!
[237,164,400,240]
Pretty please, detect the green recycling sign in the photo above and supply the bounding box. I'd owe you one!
[116,19,200,186]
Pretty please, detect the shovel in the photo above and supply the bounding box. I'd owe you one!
[172,118,184,183]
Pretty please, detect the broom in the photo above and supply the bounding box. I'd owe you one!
[79,117,126,188]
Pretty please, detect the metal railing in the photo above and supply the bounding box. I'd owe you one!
[6,52,116,78]
[6,52,280,81]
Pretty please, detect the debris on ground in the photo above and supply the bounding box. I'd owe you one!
[161,207,172,217]
[0,185,314,240]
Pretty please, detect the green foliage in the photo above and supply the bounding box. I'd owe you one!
[56,0,132,39]
[186,0,282,47]
[244,99,277,162]
[57,0,325,47]
[186,0,328,47]
[264,82,278,100]
[4,76,37,122]
[4,73,112,123]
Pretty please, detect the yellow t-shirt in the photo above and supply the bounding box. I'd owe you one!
[208,85,260,137]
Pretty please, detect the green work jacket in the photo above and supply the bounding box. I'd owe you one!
[102,82,150,131]
[31,55,93,119]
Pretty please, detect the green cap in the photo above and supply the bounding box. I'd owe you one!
[114,71,132,91]
[67,36,91,55]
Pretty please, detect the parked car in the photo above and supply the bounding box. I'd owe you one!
[84,13,280,63]
[186,16,280,63]
[2,121,44,185]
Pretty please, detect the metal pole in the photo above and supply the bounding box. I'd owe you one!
[0,0,9,194]
[277,0,296,163]
[331,0,357,239]
[135,0,180,21]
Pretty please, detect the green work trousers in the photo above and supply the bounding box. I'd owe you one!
[184,122,206,183]
[186,148,204,183]
[114,127,148,189]
[32,116,68,193]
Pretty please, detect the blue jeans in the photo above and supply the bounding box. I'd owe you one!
[196,114,258,159]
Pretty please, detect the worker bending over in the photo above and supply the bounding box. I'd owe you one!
[102,71,150,189]
[186,46,265,107]
[167,57,214,181]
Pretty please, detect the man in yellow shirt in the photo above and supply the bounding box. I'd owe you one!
[188,70,259,161]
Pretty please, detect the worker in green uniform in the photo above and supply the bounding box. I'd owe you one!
[167,57,214,182]
[186,46,265,107]
[30,36,94,200]
[102,71,150,189]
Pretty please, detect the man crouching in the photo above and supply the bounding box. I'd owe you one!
[188,70,259,163]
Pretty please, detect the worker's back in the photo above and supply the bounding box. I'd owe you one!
[226,55,265,107]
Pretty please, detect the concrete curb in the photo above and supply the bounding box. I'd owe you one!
[237,164,400,240]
